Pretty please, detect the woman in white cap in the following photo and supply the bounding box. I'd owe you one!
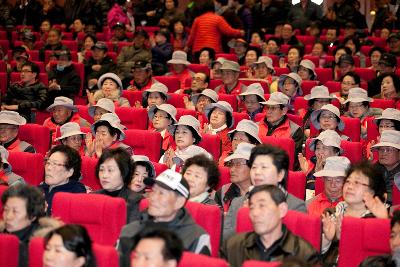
[0,111,35,153]
[239,83,266,121]
[277,72,303,113]
[203,101,234,156]
[163,115,210,170]
[148,104,177,154]
[298,86,335,138]
[55,122,86,156]
[181,154,219,205]
[220,119,261,165]
[165,51,194,86]
[308,156,350,217]
[87,98,115,123]
[86,113,132,158]
[139,83,169,109]
[0,146,25,186]
[343,88,382,140]
[249,56,276,87]
[130,155,156,194]
[87,73,130,107]
[310,104,350,140]
[185,89,218,126]
[297,59,317,81]
[298,130,343,199]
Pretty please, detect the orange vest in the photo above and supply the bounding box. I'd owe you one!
[5,138,31,153]
[258,118,293,140]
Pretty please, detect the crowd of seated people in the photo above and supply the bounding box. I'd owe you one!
[1,0,400,266]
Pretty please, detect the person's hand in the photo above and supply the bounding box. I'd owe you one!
[92,64,101,71]
[134,100,142,109]
[149,36,156,47]
[86,90,96,105]
[146,10,156,17]
[183,96,194,110]
[363,192,389,219]
[239,30,245,36]
[94,138,104,158]
[88,79,97,89]
[163,148,175,168]
[279,58,287,68]
[48,80,61,91]
[202,123,212,134]
[85,133,94,156]
[321,212,337,242]
[298,153,309,173]
[246,68,254,78]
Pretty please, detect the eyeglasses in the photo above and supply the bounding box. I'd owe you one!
[325,177,344,183]
[225,161,248,167]
[153,115,168,120]
[0,125,17,131]
[266,106,282,112]
[348,103,364,109]
[344,179,369,187]
[44,159,66,168]
[283,80,295,85]
[320,114,337,120]
[377,147,398,153]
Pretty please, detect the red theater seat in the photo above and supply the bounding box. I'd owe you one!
[354,68,376,82]
[324,81,341,93]
[239,79,269,94]
[305,139,363,164]
[81,156,101,191]
[154,76,180,93]
[124,130,162,162]
[188,64,210,76]
[76,105,93,124]
[115,107,148,130]
[52,193,127,246]
[218,94,238,112]
[152,162,168,177]
[176,108,197,120]
[19,124,51,155]
[121,90,142,106]
[287,171,306,200]
[310,116,361,142]
[0,234,19,267]
[260,136,295,170]
[232,112,250,128]
[338,217,390,267]
[8,152,44,185]
[0,72,7,95]
[301,80,319,96]
[217,166,231,190]
[168,93,186,108]
[370,99,395,109]
[178,252,228,267]
[242,261,281,267]
[198,134,221,160]
[215,53,238,62]
[0,185,8,218]
[315,68,332,84]
[366,116,379,142]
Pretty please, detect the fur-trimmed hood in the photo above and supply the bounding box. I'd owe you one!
[0,217,64,237]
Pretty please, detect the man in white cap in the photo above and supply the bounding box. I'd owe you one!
[118,169,211,267]
[165,51,195,86]
[372,130,400,203]
[215,60,247,95]
[0,111,35,153]
[0,145,25,186]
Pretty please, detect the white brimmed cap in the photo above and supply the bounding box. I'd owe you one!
[191,89,218,105]
[88,98,115,117]
[228,119,261,144]
[299,59,316,78]
[168,115,202,143]
[55,122,85,141]
[172,145,212,165]
[278,72,303,95]
[148,104,177,123]
[371,130,400,150]
[142,83,169,100]
[310,104,345,131]
[92,113,127,141]
[304,85,335,101]
[47,96,78,112]
[220,60,240,72]
[260,92,290,106]
[144,169,190,198]
[167,51,190,65]
[252,56,275,74]
[97,72,123,91]
[343,87,372,104]
[0,111,26,126]
[314,156,350,177]
[204,101,234,128]
[374,108,400,125]
[239,83,266,102]
[309,129,343,153]
[132,155,156,178]
[224,142,255,162]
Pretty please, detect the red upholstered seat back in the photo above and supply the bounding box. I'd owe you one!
[310,116,361,142]
[259,136,295,171]
[115,107,148,130]
[216,166,231,191]
[178,252,228,267]
[80,156,101,191]
[0,234,19,267]
[19,124,51,155]
[52,193,127,246]
[338,217,390,267]
[198,134,221,160]
[154,76,181,93]
[8,152,44,185]
[242,261,281,267]
[124,130,162,162]
[287,171,306,200]
[0,185,8,219]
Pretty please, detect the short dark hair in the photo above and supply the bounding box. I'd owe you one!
[82,34,97,47]
[288,45,304,58]
[266,37,281,47]
[45,224,96,267]
[1,184,45,220]
[251,30,266,42]
[333,45,352,58]
[181,154,220,191]
[345,161,387,202]
[369,46,386,58]
[94,121,121,140]
[96,148,134,186]
[206,107,233,130]
[344,35,361,53]
[340,71,361,85]
[21,61,40,76]
[313,41,328,53]
[245,46,262,59]
[248,144,289,187]
[196,47,216,63]
[308,98,332,107]
[377,73,400,94]
[391,210,400,228]
[131,228,184,263]
[48,145,82,181]
[249,184,287,205]
[377,119,400,131]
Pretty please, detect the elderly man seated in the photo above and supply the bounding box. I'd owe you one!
[0,111,35,153]
[118,169,211,267]
[215,60,247,95]
[221,184,319,267]
[43,97,91,145]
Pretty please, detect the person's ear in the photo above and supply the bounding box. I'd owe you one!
[282,106,288,115]
[278,202,288,219]
[74,256,85,267]
[166,259,178,267]
[174,195,186,210]
[277,170,285,183]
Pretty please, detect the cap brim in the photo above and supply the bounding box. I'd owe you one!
[47,104,78,112]
[314,170,346,177]
[371,142,400,150]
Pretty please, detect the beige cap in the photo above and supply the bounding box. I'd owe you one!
[92,113,127,141]
[142,83,169,100]
[309,129,343,153]
[375,108,400,125]
[47,96,77,112]
[132,155,156,178]
[220,60,240,72]
[88,98,115,117]
[55,122,85,141]
[304,85,335,101]
[371,130,400,150]
[148,104,177,123]
[299,59,316,78]
[168,115,202,143]
[343,87,372,104]
[191,89,218,105]
[224,142,255,162]
[261,92,290,106]
[167,51,190,65]
[314,156,350,177]
[97,72,123,90]
[278,72,303,95]
[239,83,266,102]
[252,56,275,73]
[211,57,226,67]
[228,119,261,144]
[310,104,345,131]
[0,111,26,125]
[172,145,212,165]
[204,101,234,128]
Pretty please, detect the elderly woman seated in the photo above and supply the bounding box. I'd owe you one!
[87,73,130,107]
[130,155,156,194]
[88,98,115,123]
[277,72,303,113]
[0,111,35,153]
[297,59,317,81]
[184,89,218,125]
[374,73,400,101]
[86,113,132,158]
[239,83,266,121]
[0,146,25,186]
[310,104,350,140]
[43,97,91,145]
[148,104,177,154]
[139,83,169,109]
[55,122,86,156]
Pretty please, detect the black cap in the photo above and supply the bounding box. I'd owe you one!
[135,29,149,39]
[21,31,35,42]
[52,50,71,59]
[379,53,397,67]
[388,32,400,42]
[91,41,108,51]
[112,22,126,30]
[132,60,152,70]
[338,54,354,66]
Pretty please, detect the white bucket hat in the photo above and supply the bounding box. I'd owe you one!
[309,129,343,154]
[228,119,262,144]
[304,85,335,101]
[0,111,26,126]
[142,83,169,100]
[371,130,400,150]
[88,98,115,117]
[132,155,156,178]
[172,146,212,165]
[343,87,373,104]
[310,104,345,131]
[191,89,218,105]
[97,72,123,91]
[239,83,266,102]
[0,146,11,172]
[211,57,226,68]
[260,92,290,106]
[55,122,85,141]
[314,156,351,177]
[224,142,255,162]
[278,72,303,95]
[47,96,78,112]
[92,113,127,141]
[204,101,234,128]
[148,104,177,123]
[167,51,190,65]
[299,59,316,78]
[220,60,240,72]
[374,108,400,125]
[252,56,275,74]
[168,115,202,143]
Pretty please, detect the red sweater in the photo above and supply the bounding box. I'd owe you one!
[186,12,242,53]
